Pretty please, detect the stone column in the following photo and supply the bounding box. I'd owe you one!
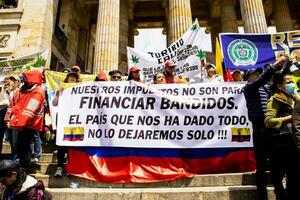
[208,21,221,52]
[239,0,267,33]
[168,0,192,44]
[94,0,120,74]
[128,22,135,48]
[221,0,238,32]
[119,0,129,73]
[273,0,293,32]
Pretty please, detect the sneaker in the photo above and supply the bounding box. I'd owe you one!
[31,158,39,164]
[55,167,63,177]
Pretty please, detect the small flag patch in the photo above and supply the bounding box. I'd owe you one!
[63,127,85,141]
[231,128,251,142]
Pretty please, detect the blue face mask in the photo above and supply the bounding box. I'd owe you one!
[290,62,300,73]
[285,83,295,94]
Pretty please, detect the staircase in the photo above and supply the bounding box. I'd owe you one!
[1,143,275,200]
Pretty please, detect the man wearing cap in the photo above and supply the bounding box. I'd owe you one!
[164,60,181,84]
[95,71,107,81]
[128,66,143,82]
[108,70,122,81]
[204,63,223,82]
[243,54,289,200]
[231,69,244,82]
[71,65,81,75]
[71,66,82,82]
[62,67,71,74]
[5,70,45,172]
[0,159,52,200]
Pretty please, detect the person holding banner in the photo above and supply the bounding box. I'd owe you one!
[204,63,224,82]
[265,71,300,200]
[153,73,166,84]
[243,54,289,200]
[231,70,244,82]
[62,68,71,74]
[164,60,181,84]
[71,66,81,76]
[128,66,143,83]
[95,71,107,81]
[52,71,79,177]
[108,70,123,81]
[5,70,45,172]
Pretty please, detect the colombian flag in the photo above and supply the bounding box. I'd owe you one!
[66,147,255,183]
[215,37,233,82]
[231,128,251,142]
[63,127,85,141]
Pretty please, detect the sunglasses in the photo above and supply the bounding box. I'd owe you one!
[112,76,121,79]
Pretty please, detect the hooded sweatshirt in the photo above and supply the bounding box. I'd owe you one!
[5,70,45,131]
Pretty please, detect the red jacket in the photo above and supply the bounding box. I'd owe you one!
[164,73,181,84]
[6,70,45,131]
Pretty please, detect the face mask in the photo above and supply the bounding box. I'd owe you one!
[290,62,300,73]
[285,83,295,94]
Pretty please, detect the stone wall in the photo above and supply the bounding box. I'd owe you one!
[14,0,54,66]
[51,0,90,70]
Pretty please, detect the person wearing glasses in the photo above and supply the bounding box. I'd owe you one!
[108,70,122,81]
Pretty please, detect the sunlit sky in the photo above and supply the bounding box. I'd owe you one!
[135,28,211,52]
[134,26,277,53]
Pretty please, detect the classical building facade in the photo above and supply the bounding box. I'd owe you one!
[0,0,299,73]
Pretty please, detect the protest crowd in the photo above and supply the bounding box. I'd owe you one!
[0,12,300,198]
[0,52,300,199]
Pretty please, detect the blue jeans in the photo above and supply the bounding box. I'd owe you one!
[31,131,42,159]
[17,128,35,171]
[0,108,7,154]
[7,128,18,162]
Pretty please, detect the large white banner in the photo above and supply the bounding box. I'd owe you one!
[127,20,208,83]
[56,81,253,148]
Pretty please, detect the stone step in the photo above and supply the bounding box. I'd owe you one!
[1,143,57,154]
[47,186,275,200]
[33,163,57,174]
[0,151,57,163]
[32,172,271,188]
[38,153,57,163]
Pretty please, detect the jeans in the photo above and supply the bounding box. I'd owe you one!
[17,128,35,172]
[31,131,42,159]
[0,108,7,155]
[57,147,67,167]
[269,134,299,200]
[253,127,271,200]
[7,128,18,162]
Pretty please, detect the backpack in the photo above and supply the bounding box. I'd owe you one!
[37,189,52,200]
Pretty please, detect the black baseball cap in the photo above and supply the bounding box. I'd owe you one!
[243,68,263,80]
[0,160,19,182]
